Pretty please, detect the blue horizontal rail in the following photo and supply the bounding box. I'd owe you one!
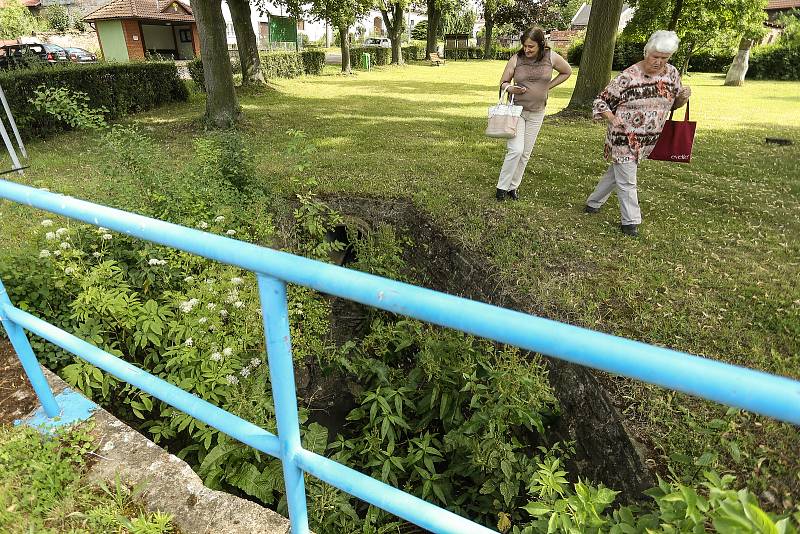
[1,177,799,534]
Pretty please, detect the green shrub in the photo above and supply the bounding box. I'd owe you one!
[402,44,424,61]
[443,47,485,60]
[748,43,800,80]
[187,56,205,91]
[29,85,107,130]
[260,50,304,78]
[349,47,391,69]
[0,62,188,138]
[568,38,734,73]
[300,49,325,75]
[45,4,70,32]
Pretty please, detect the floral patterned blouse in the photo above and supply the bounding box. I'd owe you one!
[593,63,683,164]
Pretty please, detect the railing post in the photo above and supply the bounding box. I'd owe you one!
[0,277,60,418]
[256,274,309,534]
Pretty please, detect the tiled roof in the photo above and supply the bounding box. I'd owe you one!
[766,0,800,9]
[20,0,42,7]
[84,0,194,22]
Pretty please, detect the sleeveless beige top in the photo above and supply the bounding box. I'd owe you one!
[511,51,553,112]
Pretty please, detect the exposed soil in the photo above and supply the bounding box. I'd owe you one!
[0,340,37,426]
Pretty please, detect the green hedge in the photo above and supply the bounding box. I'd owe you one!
[402,45,424,61]
[300,50,325,75]
[748,43,800,80]
[568,39,735,73]
[260,50,304,78]
[0,62,188,138]
[349,47,391,69]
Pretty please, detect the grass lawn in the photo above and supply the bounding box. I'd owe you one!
[1,61,799,508]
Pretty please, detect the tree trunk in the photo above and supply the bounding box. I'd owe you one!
[229,0,265,85]
[339,22,351,74]
[381,3,405,65]
[483,11,494,59]
[668,0,684,31]
[192,0,239,128]
[426,0,438,55]
[680,41,693,75]
[566,0,624,111]
[724,38,752,86]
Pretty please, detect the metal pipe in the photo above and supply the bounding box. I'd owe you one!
[295,449,496,534]
[0,84,26,159]
[1,304,282,457]
[1,179,798,425]
[0,278,60,417]
[257,275,309,534]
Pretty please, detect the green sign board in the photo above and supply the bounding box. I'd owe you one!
[270,16,298,43]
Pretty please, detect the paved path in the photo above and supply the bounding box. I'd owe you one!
[325,52,342,65]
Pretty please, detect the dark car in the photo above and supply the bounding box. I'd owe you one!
[65,47,97,63]
[0,43,69,69]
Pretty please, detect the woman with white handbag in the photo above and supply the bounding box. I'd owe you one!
[494,27,572,201]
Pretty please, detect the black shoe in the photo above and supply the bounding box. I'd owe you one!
[584,204,600,213]
[508,189,519,200]
[621,224,639,237]
[496,188,507,201]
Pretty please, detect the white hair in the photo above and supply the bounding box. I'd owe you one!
[644,30,680,56]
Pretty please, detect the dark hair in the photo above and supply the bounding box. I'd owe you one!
[517,27,547,61]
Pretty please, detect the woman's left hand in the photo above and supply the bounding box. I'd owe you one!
[677,86,692,100]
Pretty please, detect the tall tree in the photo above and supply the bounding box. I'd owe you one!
[566,0,624,110]
[308,0,371,73]
[379,0,407,64]
[193,0,240,127]
[724,37,754,86]
[228,0,265,85]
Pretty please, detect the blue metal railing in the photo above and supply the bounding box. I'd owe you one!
[1,178,798,534]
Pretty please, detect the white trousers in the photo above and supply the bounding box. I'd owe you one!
[586,162,641,225]
[496,110,545,191]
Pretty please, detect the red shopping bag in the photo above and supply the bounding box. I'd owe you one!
[648,100,696,163]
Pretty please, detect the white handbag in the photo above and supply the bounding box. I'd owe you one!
[485,90,523,139]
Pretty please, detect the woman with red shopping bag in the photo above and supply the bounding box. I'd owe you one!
[584,30,692,237]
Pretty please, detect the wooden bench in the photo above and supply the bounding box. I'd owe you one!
[429,52,445,66]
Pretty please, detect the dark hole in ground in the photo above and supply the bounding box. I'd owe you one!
[317,195,656,502]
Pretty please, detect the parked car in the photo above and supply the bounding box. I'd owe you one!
[363,37,391,48]
[0,43,69,69]
[65,47,97,63]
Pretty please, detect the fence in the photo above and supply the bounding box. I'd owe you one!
[1,177,798,534]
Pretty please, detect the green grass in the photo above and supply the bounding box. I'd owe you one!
[1,62,799,508]
[0,424,175,533]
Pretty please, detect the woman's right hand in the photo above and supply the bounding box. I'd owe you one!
[506,85,527,95]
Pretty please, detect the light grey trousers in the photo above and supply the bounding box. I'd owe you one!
[586,162,641,225]
[496,110,546,191]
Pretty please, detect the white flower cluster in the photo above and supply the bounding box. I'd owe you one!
[226,230,236,236]
[198,317,208,324]
[184,338,194,347]
[239,356,263,377]
[184,276,194,283]
[233,301,244,309]
[179,298,200,313]
[64,267,75,275]
[55,228,68,237]
[92,252,102,258]
[60,242,71,250]
[210,352,222,362]
[226,375,239,385]
[148,258,167,266]
[41,219,53,227]
[214,215,225,223]
[222,347,234,357]
[45,232,56,240]
[198,221,209,229]
[219,309,228,318]
[39,249,51,258]
[230,277,243,285]
[101,234,113,241]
